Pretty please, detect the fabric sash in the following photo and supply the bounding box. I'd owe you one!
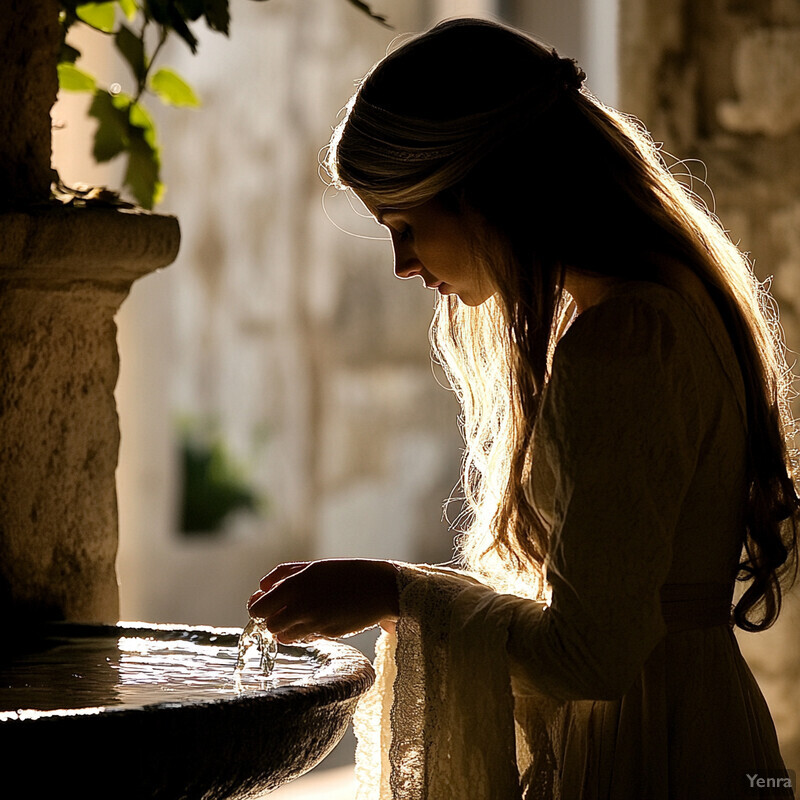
[659,581,734,633]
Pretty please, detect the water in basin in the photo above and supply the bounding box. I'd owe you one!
[0,622,319,717]
[0,622,374,799]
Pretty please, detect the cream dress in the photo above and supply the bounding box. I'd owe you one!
[353,280,792,799]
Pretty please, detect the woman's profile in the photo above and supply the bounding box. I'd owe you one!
[247,18,798,799]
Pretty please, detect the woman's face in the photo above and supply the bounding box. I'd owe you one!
[372,196,494,307]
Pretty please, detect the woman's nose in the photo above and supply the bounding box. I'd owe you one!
[392,243,421,280]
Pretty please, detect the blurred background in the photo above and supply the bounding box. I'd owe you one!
[51,0,799,795]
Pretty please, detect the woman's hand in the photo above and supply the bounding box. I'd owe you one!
[247,559,400,643]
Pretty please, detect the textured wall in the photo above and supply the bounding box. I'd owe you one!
[619,0,800,345]
[620,0,800,775]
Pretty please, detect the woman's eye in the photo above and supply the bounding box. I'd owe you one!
[396,226,413,242]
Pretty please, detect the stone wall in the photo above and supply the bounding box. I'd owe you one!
[620,0,800,774]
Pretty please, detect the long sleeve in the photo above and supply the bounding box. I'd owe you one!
[507,293,704,700]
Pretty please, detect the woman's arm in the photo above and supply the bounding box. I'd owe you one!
[500,292,706,700]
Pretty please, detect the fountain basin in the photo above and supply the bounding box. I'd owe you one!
[0,621,374,799]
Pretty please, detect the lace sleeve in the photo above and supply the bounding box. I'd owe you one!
[355,563,540,799]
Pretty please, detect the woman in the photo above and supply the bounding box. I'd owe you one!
[248,18,798,799]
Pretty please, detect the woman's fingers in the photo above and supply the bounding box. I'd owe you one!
[250,566,313,621]
[275,623,317,645]
[249,586,286,619]
[259,561,309,593]
[260,603,297,632]
[262,604,317,644]
[247,589,266,610]
[247,562,305,616]
[249,562,309,616]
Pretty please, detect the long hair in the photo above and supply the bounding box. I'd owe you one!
[326,18,799,628]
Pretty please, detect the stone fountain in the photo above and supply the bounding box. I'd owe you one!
[0,621,373,799]
[0,3,373,795]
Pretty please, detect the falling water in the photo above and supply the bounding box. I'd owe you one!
[234,617,278,677]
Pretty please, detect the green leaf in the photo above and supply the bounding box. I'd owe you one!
[201,0,229,34]
[76,2,118,32]
[89,90,130,162]
[59,41,82,65]
[168,9,199,53]
[125,128,163,209]
[57,62,97,92]
[89,88,164,207]
[144,0,170,24]
[129,101,158,149]
[344,0,391,27]
[115,24,146,82]
[117,0,137,19]
[144,0,207,52]
[111,89,134,107]
[175,0,204,20]
[150,67,201,107]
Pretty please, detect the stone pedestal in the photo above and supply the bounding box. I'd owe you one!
[0,207,180,623]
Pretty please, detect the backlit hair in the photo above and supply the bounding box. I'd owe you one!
[326,18,799,629]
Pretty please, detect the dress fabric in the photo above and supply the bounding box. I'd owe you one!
[353,281,792,799]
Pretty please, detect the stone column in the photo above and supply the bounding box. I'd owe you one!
[0,2,180,624]
[619,0,800,774]
[0,210,179,624]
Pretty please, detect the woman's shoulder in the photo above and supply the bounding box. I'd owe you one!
[581,278,700,320]
[557,280,697,365]
[555,277,747,422]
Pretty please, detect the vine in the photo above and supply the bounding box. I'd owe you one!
[56,0,388,209]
